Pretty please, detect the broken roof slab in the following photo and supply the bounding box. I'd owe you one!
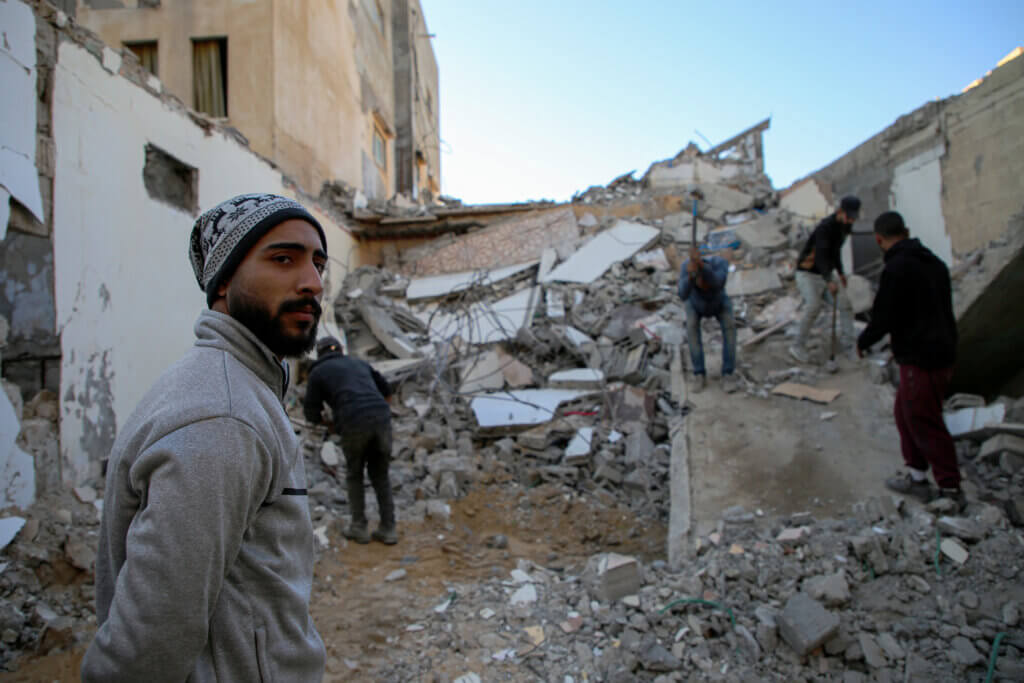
[549,368,605,389]
[733,214,788,250]
[471,389,588,429]
[406,261,538,301]
[422,286,540,345]
[726,267,783,297]
[541,220,659,284]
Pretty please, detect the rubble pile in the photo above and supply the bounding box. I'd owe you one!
[368,487,1024,681]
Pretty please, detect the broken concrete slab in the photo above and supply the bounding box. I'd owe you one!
[944,403,1005,437]
[358,301,424,359]
[726,267,783,297]
[564,326,594,349]
[424,286,541,346]
[733,214,787,250]
[406,261,538,301]
[979,433,1024,463]
[495,347,535,388]
[634,248,670,271]
[542,220,659,284]
[545,289,566,321]
[777,592,840,656]
[667,418,691,569]
[470,389,588,430]
[320,442,340,468]
[0,517,26,550]
[753,296,800,329]
[460,350,505,394]
[771,382,841,404]
[564,428,594,465]
[940,537,969,565]
[548,368,605,390]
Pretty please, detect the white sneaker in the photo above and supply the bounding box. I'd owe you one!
[788,345,810,364]
[691,375,707,394]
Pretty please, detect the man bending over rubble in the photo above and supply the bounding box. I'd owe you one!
[789,195,860,364]
[856,211,964,511]
[678,246,738,393]
[83,194,327,682]
[304,335,397,545]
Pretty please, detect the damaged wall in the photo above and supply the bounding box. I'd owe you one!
[0,4,355,489]
[397,208,580,278]
[799,48,1024,266]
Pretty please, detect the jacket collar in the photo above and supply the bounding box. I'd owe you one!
[883,237,919,262]
[193,310,289,398]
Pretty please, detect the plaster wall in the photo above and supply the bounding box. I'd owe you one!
[77,0,276,162]
[52,40,353,485]
[890,144,952,265]
[940,53,1024,254]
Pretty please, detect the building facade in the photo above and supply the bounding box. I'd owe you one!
[76,0,441,201]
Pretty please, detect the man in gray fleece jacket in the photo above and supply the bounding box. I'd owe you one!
[83,194,329,682]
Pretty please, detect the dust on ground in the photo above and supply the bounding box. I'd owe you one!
[1,481,665,682]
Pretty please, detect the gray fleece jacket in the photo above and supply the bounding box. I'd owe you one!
[82,310,325,682]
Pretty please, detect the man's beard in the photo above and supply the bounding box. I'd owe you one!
[227,290,321,358]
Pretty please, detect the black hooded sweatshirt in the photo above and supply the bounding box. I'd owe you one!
[796,213,851,281]
[857,238,957,369]
[303,351,392,427]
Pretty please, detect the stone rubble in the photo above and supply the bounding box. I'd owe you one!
[1,133,1022,680]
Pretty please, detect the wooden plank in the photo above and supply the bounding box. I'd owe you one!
[771,382,841,404]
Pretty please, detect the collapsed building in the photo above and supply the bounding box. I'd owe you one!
[1,0,1024,679]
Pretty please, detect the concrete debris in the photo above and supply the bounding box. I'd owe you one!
[777,592,840,656]
[944,403,1005,437]
[6,100,1024,682]
[584,552,642,602]
[0,517,25,550]
[542,220,659,284]
[548,368,605,390]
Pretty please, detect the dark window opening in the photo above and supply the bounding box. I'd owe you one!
[192,37,227,117]
[125,40,158,77]
[143,144,198,215]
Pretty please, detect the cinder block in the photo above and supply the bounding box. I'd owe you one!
[778,592,840,656]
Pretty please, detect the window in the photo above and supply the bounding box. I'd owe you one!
[125,40,158,77]
[373,127,386,170]
[143,144,198,215]
[192,37,227,118]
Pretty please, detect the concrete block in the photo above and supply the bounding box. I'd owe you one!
[584,552,642,602]
[979,433,1024,462]
[777,592,840,656]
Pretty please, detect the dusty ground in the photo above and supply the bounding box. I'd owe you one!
[1,481,666,682]
[688,339,901,535]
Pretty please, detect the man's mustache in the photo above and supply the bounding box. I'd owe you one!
[278,298,322,317]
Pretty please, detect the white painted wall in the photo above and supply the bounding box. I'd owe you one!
[0,0,43,232]
[891,144,953,265]
[53,42,353,485]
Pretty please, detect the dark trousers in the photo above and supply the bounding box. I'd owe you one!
[339,416,394,528]
[894,364,960,489]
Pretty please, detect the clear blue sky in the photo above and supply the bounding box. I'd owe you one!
[418,0,1023,205]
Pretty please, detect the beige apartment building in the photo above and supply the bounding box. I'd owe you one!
[76,0,441,202]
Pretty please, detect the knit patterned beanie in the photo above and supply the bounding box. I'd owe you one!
[189,193,326,307]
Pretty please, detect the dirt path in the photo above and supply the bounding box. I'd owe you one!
[2,482,666,682]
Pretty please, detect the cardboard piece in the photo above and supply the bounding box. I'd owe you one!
[772,382,841,404]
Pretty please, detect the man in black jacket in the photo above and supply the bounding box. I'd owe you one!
[856,211,963,510]
[304,336,398,544]
[789,196,859,363]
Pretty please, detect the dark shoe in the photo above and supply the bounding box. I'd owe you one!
[343,522,370,544]
[884,472,933,503]
[721,374,740,394]
[372,526,397,545]
[936,487,967,513]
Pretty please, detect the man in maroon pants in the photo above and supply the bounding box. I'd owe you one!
[857,211,964,511]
